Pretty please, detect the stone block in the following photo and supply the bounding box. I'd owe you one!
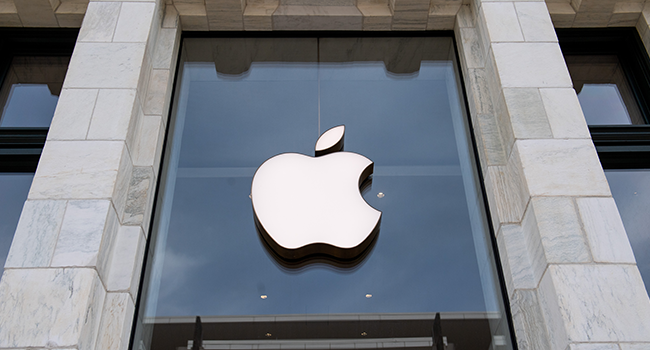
[144,69,170,115]
[163,3,180,28]
[273,5,362,30]
[153,28,179,69]
[620,344,650,350]
[569,344,619,350]
[510,289,552,350]
[487,145,529,224]
[457,27,484,69]
[179,13,209,30]
[50,200,112,267]
[113,2,156,42]
[538,265,650,349]
[47,88,98,141]
[522,197,592,284]
[87,89,137,141]
[491,42,573,88]
[94,292,135,350]
[55,0,87,28]
[14,0,58,27]
[243,2,277,30]
[539,88,591,139]
[503,88,553,139]
[480,2,523,42]
[132,114,163,168]
[5,200,66,268]
[609,12,641,27]
[548,2,576,27]
[123,167,154,226]
[64,42,147,89]
[427,4,459,30]
[576,197,636,264]
[77,1,120,42]
[456,4,474,28]
[106,225,143,292]
[0,268,105,348]
[30,141,125,199]
[515,2,557,42]
[357,3,391,30]
[515,139,611,196]
[497,224,536,293]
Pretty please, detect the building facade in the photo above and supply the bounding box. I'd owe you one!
[1,0,650,349]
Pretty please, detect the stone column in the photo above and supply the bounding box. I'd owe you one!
[456,1,650,349]
[0,1,180,349]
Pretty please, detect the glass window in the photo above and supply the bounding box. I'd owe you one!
[0,56,69,128]
[132,36,514,350]
[565,55,644,125]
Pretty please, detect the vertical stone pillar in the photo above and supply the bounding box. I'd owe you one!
[456,1,650,349]
[0,1,180,349]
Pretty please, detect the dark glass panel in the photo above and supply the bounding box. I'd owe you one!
[0,173,32,266]
[604,169,650,293]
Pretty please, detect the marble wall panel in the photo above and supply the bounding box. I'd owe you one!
[576,197,636,264]
[515,1,557,42]
[87,89,138,140]
[538,88,591,139]
[47,89,99,141]
[480,2,524,42]
[94,292,134,350]
[515,139,611,196]
[497,224,536,293]
[113,2,156,42]
[569,344,619,350]
[491,42,573,88]
[539,265,650,347]
[0,268,105,348]
[77,1,120,42]
[63,42,147,89]
[29,141,125,199]
[50,200,112,267]
[502,88,553,139]
[510,289,552,350]
[243,2,277,30]
[5,200,66,268]
[105,225,143,292]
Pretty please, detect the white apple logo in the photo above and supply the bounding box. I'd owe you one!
[251,125,382,262]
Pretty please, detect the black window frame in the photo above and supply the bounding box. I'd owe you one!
[557,28,650,169]
[0,28,78,172]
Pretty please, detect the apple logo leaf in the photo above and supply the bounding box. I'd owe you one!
[315,125,345,157]
[251,125,382,267]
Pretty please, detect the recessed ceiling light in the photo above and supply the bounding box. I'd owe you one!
[260,295,268,299]
[365,294,372,298]
[377,192,384,198]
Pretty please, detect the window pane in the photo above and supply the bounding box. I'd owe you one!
[565,55,644,125]
[132,37,513,350]
[0,56,69,128]
[604,169,650,293]
[0,173,33,266]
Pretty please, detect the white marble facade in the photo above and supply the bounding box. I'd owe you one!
[1,0,650,350]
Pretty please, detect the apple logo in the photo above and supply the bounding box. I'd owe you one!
[251,125,382,264]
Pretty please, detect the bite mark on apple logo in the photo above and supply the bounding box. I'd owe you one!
[251,125,382,265]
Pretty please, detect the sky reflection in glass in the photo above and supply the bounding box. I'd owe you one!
[149,39,497,319]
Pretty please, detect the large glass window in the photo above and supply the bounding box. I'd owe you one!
[132,36,514,350]
[0,30,76,269]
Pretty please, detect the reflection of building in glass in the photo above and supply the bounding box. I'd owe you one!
[0,2,650,350]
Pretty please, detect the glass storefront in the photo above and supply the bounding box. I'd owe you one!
[132,36,513,350]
